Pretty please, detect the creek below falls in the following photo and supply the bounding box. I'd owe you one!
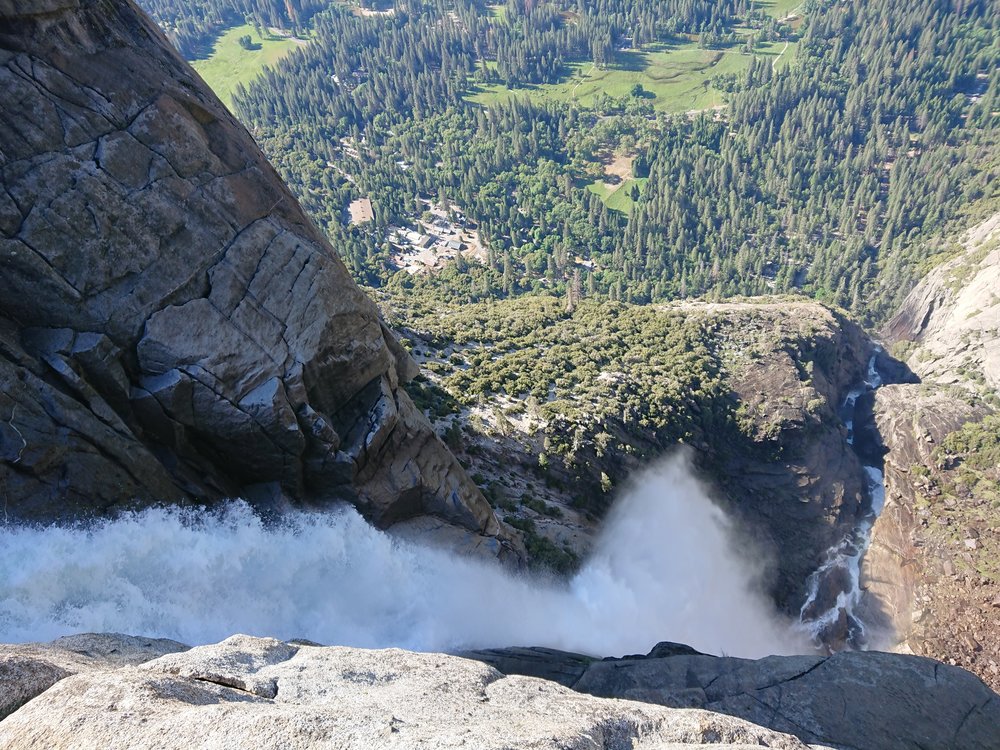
[797,347,887,652]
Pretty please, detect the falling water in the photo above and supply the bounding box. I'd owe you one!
[0,455,810,658]
[797,348,885,651]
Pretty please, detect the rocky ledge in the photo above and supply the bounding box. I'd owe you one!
[0,0,513,558]
[861,213,1000,690]
[1,634,998,750]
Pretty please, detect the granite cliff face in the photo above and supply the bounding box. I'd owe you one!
[0,0,512,557]
[697,302,872,609]
[861,213,1000,689]
[885,213,1000,391]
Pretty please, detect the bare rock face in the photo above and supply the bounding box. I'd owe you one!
[466,642,1000,750]
[5,633,997,750]
[862,213,1000,689]
[885,212,1000,392]
[0,633,186,719]
[0,634,810,750]
[861,384,1000,689]
[860,385,986,645]
[0,0,511,557]
[691,302,872,608]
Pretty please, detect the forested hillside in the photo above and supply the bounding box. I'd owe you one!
[188,0,1000,325]
[377,288,871,602]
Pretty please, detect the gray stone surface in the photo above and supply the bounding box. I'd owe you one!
[0,0,513,558]
[0,633,186,719]
[0,634,809,750]
[886,212,1000,392]
[467,642,1000,750]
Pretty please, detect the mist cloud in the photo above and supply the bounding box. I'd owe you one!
[0,454,809,658]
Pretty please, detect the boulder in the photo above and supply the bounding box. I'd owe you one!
[0,633,186,719]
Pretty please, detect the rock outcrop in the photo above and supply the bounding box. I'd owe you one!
[695,302,872,608]
[0,634,811,750]
[407,297,874,606]
[0,0,513,557]
[4,633,999,750]
[859,385,988,641]
[0,633,186,719]
[885,212,1000,392]
[467,641,1000,750]
[861,213,1000,689]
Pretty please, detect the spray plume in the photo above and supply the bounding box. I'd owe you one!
[0,454,809,658]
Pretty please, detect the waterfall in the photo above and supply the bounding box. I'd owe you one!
[796,348,885,651]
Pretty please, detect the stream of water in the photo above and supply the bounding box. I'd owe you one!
[797,348,885,651]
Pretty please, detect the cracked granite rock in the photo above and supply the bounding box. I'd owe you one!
[0,633,187,720]
[0,634,811,750]
[4,633,998,750]
[464,641,1000,750]
[0,0,514,558]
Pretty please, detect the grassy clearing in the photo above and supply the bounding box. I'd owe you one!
[587,177,648,213]
[191,24,302,107]
[757,0,803,19]
[468,41,778,113]
[756,39,798,70]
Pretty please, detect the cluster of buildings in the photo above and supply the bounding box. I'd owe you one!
[386,202,486,273]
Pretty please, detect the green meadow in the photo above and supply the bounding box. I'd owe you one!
[587,177,649,214]
[468,40,796,114]
[191,24,302,108]
[758,0,804,19]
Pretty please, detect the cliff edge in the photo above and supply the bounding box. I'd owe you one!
[2,633,998,750]
[862,213,1000,689]
[0,0,512,558]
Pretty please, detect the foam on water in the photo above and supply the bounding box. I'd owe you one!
[797,348,887,649]
[0,455,808,658]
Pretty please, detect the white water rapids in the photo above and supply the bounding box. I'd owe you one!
[796,349,886,649]
[0,455,810,658]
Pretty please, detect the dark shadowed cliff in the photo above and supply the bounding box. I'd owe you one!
[0,0,515,559]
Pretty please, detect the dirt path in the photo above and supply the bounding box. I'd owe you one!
[571,63,596,100]
[684,103,725,118]
[779,3,804,21]
[772,40,789,71]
